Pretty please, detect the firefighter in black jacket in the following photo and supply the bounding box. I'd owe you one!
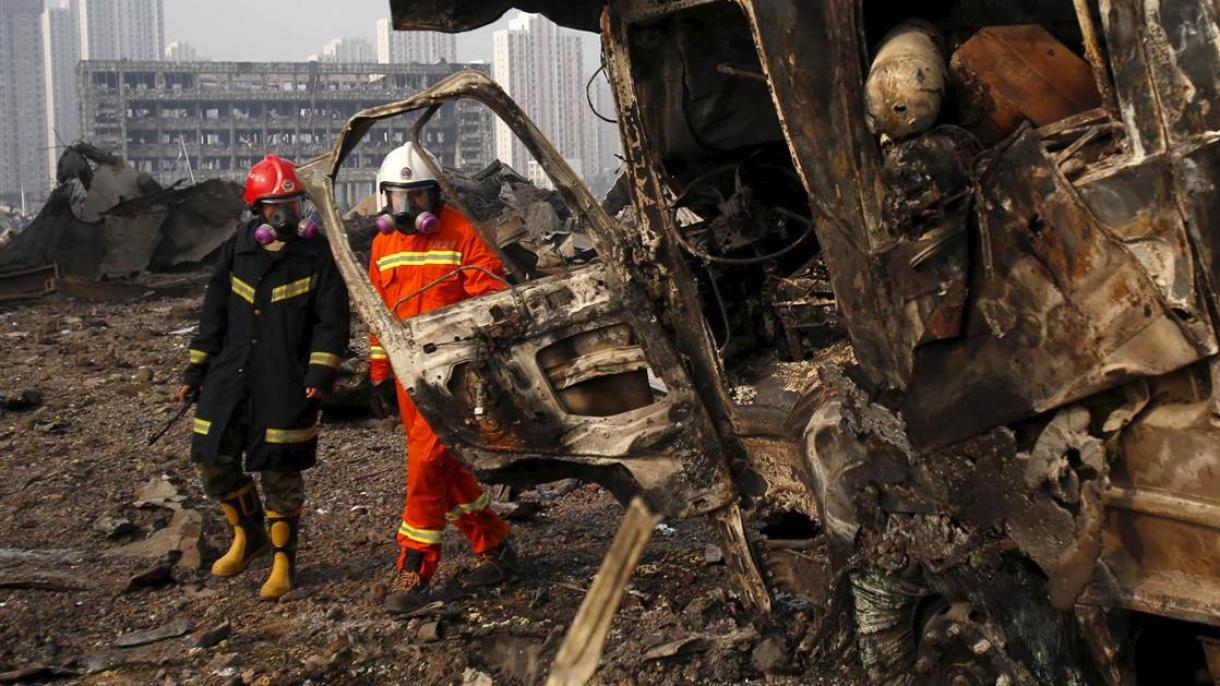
[176,154,350,599]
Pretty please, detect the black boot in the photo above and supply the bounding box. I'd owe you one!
[466,540,518,587]
[384,550,431,614]
[211,481,269,578]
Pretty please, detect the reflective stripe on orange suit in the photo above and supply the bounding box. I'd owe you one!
[367,205,510,578]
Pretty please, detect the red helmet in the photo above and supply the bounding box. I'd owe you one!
[243,154,302,206]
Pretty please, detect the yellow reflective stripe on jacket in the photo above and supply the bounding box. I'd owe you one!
[265,425,319,444]
[376,251,462,271]
[398,521,443,545]
[309,351,342,369]
[445,491,490,521]
[271,275,317,303]
[188,349,208,365]
[230,274,256,303]
[369,344,387,361]
[193,418,212,435]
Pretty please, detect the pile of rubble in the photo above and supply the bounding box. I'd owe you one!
[1,147,599,303]
[0,144,246,285]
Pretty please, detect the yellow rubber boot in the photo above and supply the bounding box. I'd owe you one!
[211,482,269,578]
[259,510,299,600]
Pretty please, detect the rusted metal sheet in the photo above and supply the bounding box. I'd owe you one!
[1076,156,1210,339]
[0,264,57,302]
[1132,0,1220,145]
[902,126,1215,451]
[1085,384,1220,627]
[1172,140,1220,326]
[1099,0,1169,157]
[949,25,1102,144]
[59,276,152,302]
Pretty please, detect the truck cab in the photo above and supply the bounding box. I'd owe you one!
[300,1,1220,682]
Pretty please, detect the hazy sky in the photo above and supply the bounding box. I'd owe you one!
[163,0,600,66]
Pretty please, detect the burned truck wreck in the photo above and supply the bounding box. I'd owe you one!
[299,0,1220,683]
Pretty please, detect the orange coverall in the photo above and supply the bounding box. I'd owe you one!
[367,204,511,578]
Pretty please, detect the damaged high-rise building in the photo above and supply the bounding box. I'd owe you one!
[77,60,495,208]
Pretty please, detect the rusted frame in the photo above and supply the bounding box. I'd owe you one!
[600,2,747,444]
[296,69,732,511]
[601,1,774,617]
[0,264,58,302]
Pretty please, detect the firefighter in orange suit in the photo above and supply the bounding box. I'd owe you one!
[367,143,515,614]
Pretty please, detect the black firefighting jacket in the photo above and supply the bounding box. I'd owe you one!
[182,221,350,471]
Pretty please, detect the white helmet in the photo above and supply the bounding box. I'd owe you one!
[376,143,441,208]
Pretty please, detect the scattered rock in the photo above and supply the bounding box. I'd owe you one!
[123,556,175,592]
[703,543,724,565]
[113,618,193,648]
[121,508,202,572]
[205,652,241,676]
[462,668,494,686]
[132,476,184,510]
[0,665,78,683]
[194,620,232,649]
[0,389,43,411]
[93,513,138,539]
[533,478,580,499]
[480,634,545,684]
[277,587,312,603]
[492,500,543,522]
[642,635,712,661]
[723,625,762,648]
[683,594,716,624]
[417,620,443,643]
[751,635,790,675]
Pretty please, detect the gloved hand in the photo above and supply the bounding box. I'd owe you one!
[369,379,397,419]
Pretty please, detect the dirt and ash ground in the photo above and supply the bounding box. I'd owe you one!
[0,277,856,685]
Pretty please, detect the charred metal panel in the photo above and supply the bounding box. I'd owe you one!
[736,0,914,389]
[878,128,976,346]
[1133,0,1220,144]
[1088,392,1220,626]
[1099,0,1168,157]
[804,367,1111,621]
[1173,140,1220,327]
[623,5,783,174]
[903,127,1214,451]
[1078,159,1202,317]
[399,268,730,516]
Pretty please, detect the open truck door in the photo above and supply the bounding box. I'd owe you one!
[294,70,770,684]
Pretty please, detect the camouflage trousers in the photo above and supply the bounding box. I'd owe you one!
[195,405,304,514]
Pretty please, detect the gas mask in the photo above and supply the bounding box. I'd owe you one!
[375,184,441,236]
[253,197,318,245]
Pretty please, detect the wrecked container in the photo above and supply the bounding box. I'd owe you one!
[865,21,946,141]
[949,24,1101,143]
